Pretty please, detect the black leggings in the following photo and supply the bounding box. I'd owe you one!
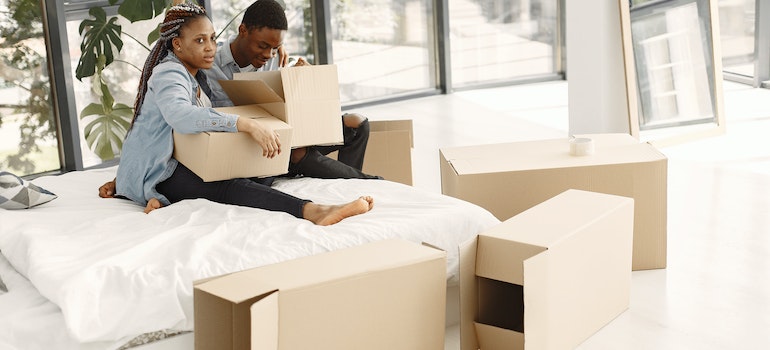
[156,162,310,218]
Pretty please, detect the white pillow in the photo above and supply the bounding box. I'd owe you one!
[0,171,58,209]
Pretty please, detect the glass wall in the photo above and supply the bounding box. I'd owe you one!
[0,0,60,176]
[448,0,560,88]
[718,0,756,78]
[328,0,437,103]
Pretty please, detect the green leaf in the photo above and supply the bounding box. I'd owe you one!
[147,24,161,46]
[118,0,170,23]
[75,7,123,80]
[79,81,133,161]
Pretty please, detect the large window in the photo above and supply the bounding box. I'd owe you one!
[0,0,60,176]
[329,0,437,103]
[448,0,560,88]
[718,0,756,78]
[63,10,161,168]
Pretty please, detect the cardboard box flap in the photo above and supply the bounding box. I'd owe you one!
[476,236,546,286]
[280,65,340,101]
[250,292,279,350]
[474,322,524,350]
[458,237,480,350]
[234,70,285,99]
[443,133,666,175]
[218,79,284,105]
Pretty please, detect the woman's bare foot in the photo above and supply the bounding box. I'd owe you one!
[144,198,162,214]
[304,196,374,226]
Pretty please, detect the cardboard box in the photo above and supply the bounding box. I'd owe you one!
[364,119,414,185]
[328,119,414,185]
[173,104,292,182]
[459,189,634,350]
[218,65,344,148]
[194,238,447,350]
[440,133,667,270]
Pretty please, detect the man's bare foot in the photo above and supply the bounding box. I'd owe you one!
[144,198,162,214]
[304,196,374,226]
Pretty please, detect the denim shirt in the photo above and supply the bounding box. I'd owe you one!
[116,53,239,207]
[204,36,281,107]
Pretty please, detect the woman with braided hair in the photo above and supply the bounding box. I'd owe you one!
[112,2,373,225]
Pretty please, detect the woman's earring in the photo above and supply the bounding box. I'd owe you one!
[176,47,181,51]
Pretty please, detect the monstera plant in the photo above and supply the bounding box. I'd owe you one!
[75,0,183,160]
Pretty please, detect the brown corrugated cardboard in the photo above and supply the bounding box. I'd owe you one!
[172,104,292,182]
[441,133,667,270]
[459,189,634,350]
[218,65,343,148]
[364,119,413,185]
[194,238,447,350]
[328,119,414,185]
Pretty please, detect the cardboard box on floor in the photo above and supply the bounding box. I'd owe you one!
[459,189,634,350]
[194,238,447,350]
[218,65,344,148]
[440,133,667,270]
[327,119,414,185]
[173,104,292,182]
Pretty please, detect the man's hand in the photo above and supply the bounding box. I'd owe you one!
[99,179,116,198]
[278,46,288,67]
[293,57,310,67]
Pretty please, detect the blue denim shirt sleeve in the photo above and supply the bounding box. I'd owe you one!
[151,64,238,133]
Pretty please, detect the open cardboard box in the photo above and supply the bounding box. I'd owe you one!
[459,189,634,350]
[441,133,667,270]
[173,104,292,182]
[218,65,343,148]
[194,238,447,350]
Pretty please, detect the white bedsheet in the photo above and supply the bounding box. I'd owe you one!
[0,166,499,346]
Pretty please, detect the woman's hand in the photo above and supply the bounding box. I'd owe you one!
[237,117,281,158]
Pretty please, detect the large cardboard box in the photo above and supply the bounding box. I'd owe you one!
[173,104,292,182]
[440,133,667,270]
[328,119,414,185]
[459,189,634,350]
[218,65,343,148]
[194,238,448,350]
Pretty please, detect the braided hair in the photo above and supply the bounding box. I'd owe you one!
[242,0,288,31]
[131,2,207,127]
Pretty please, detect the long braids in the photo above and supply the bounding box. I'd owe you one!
[131,2,207,128]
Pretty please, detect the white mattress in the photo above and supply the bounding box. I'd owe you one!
[0,166,499,349]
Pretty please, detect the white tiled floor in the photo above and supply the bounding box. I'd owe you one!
[355,80,770,349]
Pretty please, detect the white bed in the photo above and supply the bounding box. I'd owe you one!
[0,166,499,350]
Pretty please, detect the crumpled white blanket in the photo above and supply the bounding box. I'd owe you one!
[0,166,499,346]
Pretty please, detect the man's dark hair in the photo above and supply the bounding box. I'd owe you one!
[242,0,288,30]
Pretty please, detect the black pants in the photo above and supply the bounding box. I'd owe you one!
[157,162,309,218]
[290,118,381,179]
